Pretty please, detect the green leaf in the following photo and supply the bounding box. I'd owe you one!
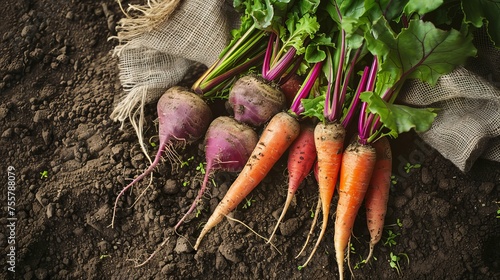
[251,0,275,29]
[367,18,476,94]
[403,0,444,16]
[304,34,335,63]
[301,94,325,121]
[336,0,367,24]
[233,0,294,31]
[283,13,320,54]
[360,91,438,135]
[298,0,321,15]
[363,0,409,22]
[462,0,500,46]
[395,20,476,84]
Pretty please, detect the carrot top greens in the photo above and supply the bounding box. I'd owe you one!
[297,0,492,143]
[195,0,499,138]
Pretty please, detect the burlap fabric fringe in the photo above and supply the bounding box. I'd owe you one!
[110,0,239,161]
[111,0,500,172]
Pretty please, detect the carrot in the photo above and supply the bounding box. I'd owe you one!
[193,112,301,250]
[267,122,316,243]
[334,140,377,280]
[364,136,392,262]
[300,122,345,268]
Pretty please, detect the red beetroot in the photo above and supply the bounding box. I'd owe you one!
[228,75,286,127]
[111,87,212,228]
[175,116,258,230]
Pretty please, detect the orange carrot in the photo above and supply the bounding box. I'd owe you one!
[300,122,345,268]
[334,140,377,280]
[193,112,300,250]
[364,137,392,262]
[268,122,316,243]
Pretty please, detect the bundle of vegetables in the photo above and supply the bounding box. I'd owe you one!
[193,0,331,249]
[302,1,477,278]
[175,0,315,230]
[111,0,500,276]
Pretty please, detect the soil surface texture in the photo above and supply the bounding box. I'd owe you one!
[1,1,499,279]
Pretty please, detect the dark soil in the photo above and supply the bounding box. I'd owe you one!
[1,1,499,279]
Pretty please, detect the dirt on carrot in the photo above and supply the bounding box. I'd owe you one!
[194,112,301,250]
[334,140,377,280]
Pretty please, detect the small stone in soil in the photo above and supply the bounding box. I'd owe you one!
[163,179,179,194]
[46,203,55,218]
[174,237,193,254]
[161,263,175,274]
[218,240,241,263]
[279,217,301,236]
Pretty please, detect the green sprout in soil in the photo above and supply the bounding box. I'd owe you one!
[40,170,48,179]
[350,240,375,270]
[180,156,194,168]
[349,242,356,254]
[388,252,409,276]
[100,254,110,260]
[148,136,157,147]
[386,218,403,228]
[242,197,256,209]
[196,162,206,175]
[182,181,189,187]
[404,162,421,173]
[384,230,400,247]
[195,208,205,218]
[391,175,398,186]
[396,218,403,228]
[353,256,368,270]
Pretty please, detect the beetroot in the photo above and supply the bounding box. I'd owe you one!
[175,116,258,230]
[228,75,286,127]
[112,86,212,228]
[280,74,303,107]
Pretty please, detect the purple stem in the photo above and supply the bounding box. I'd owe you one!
[328,30,346,122]
[197,51,265,94]
[341,66,369,128]
[263,47,298,81]
[290,61,323,115]
[359,57,378,143]
[277,54,304,86]
[366,57,378,92]
[323,51,334,120]
[261,32,276,78]
[338,46,363,113]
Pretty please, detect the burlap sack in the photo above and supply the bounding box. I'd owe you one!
[400,30,500,171]
[111,0,500,172]
[110,0,239,160]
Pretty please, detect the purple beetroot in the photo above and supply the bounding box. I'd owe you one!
[112,86,212,228]
[228,75,286,127]
[175,116,258,230]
